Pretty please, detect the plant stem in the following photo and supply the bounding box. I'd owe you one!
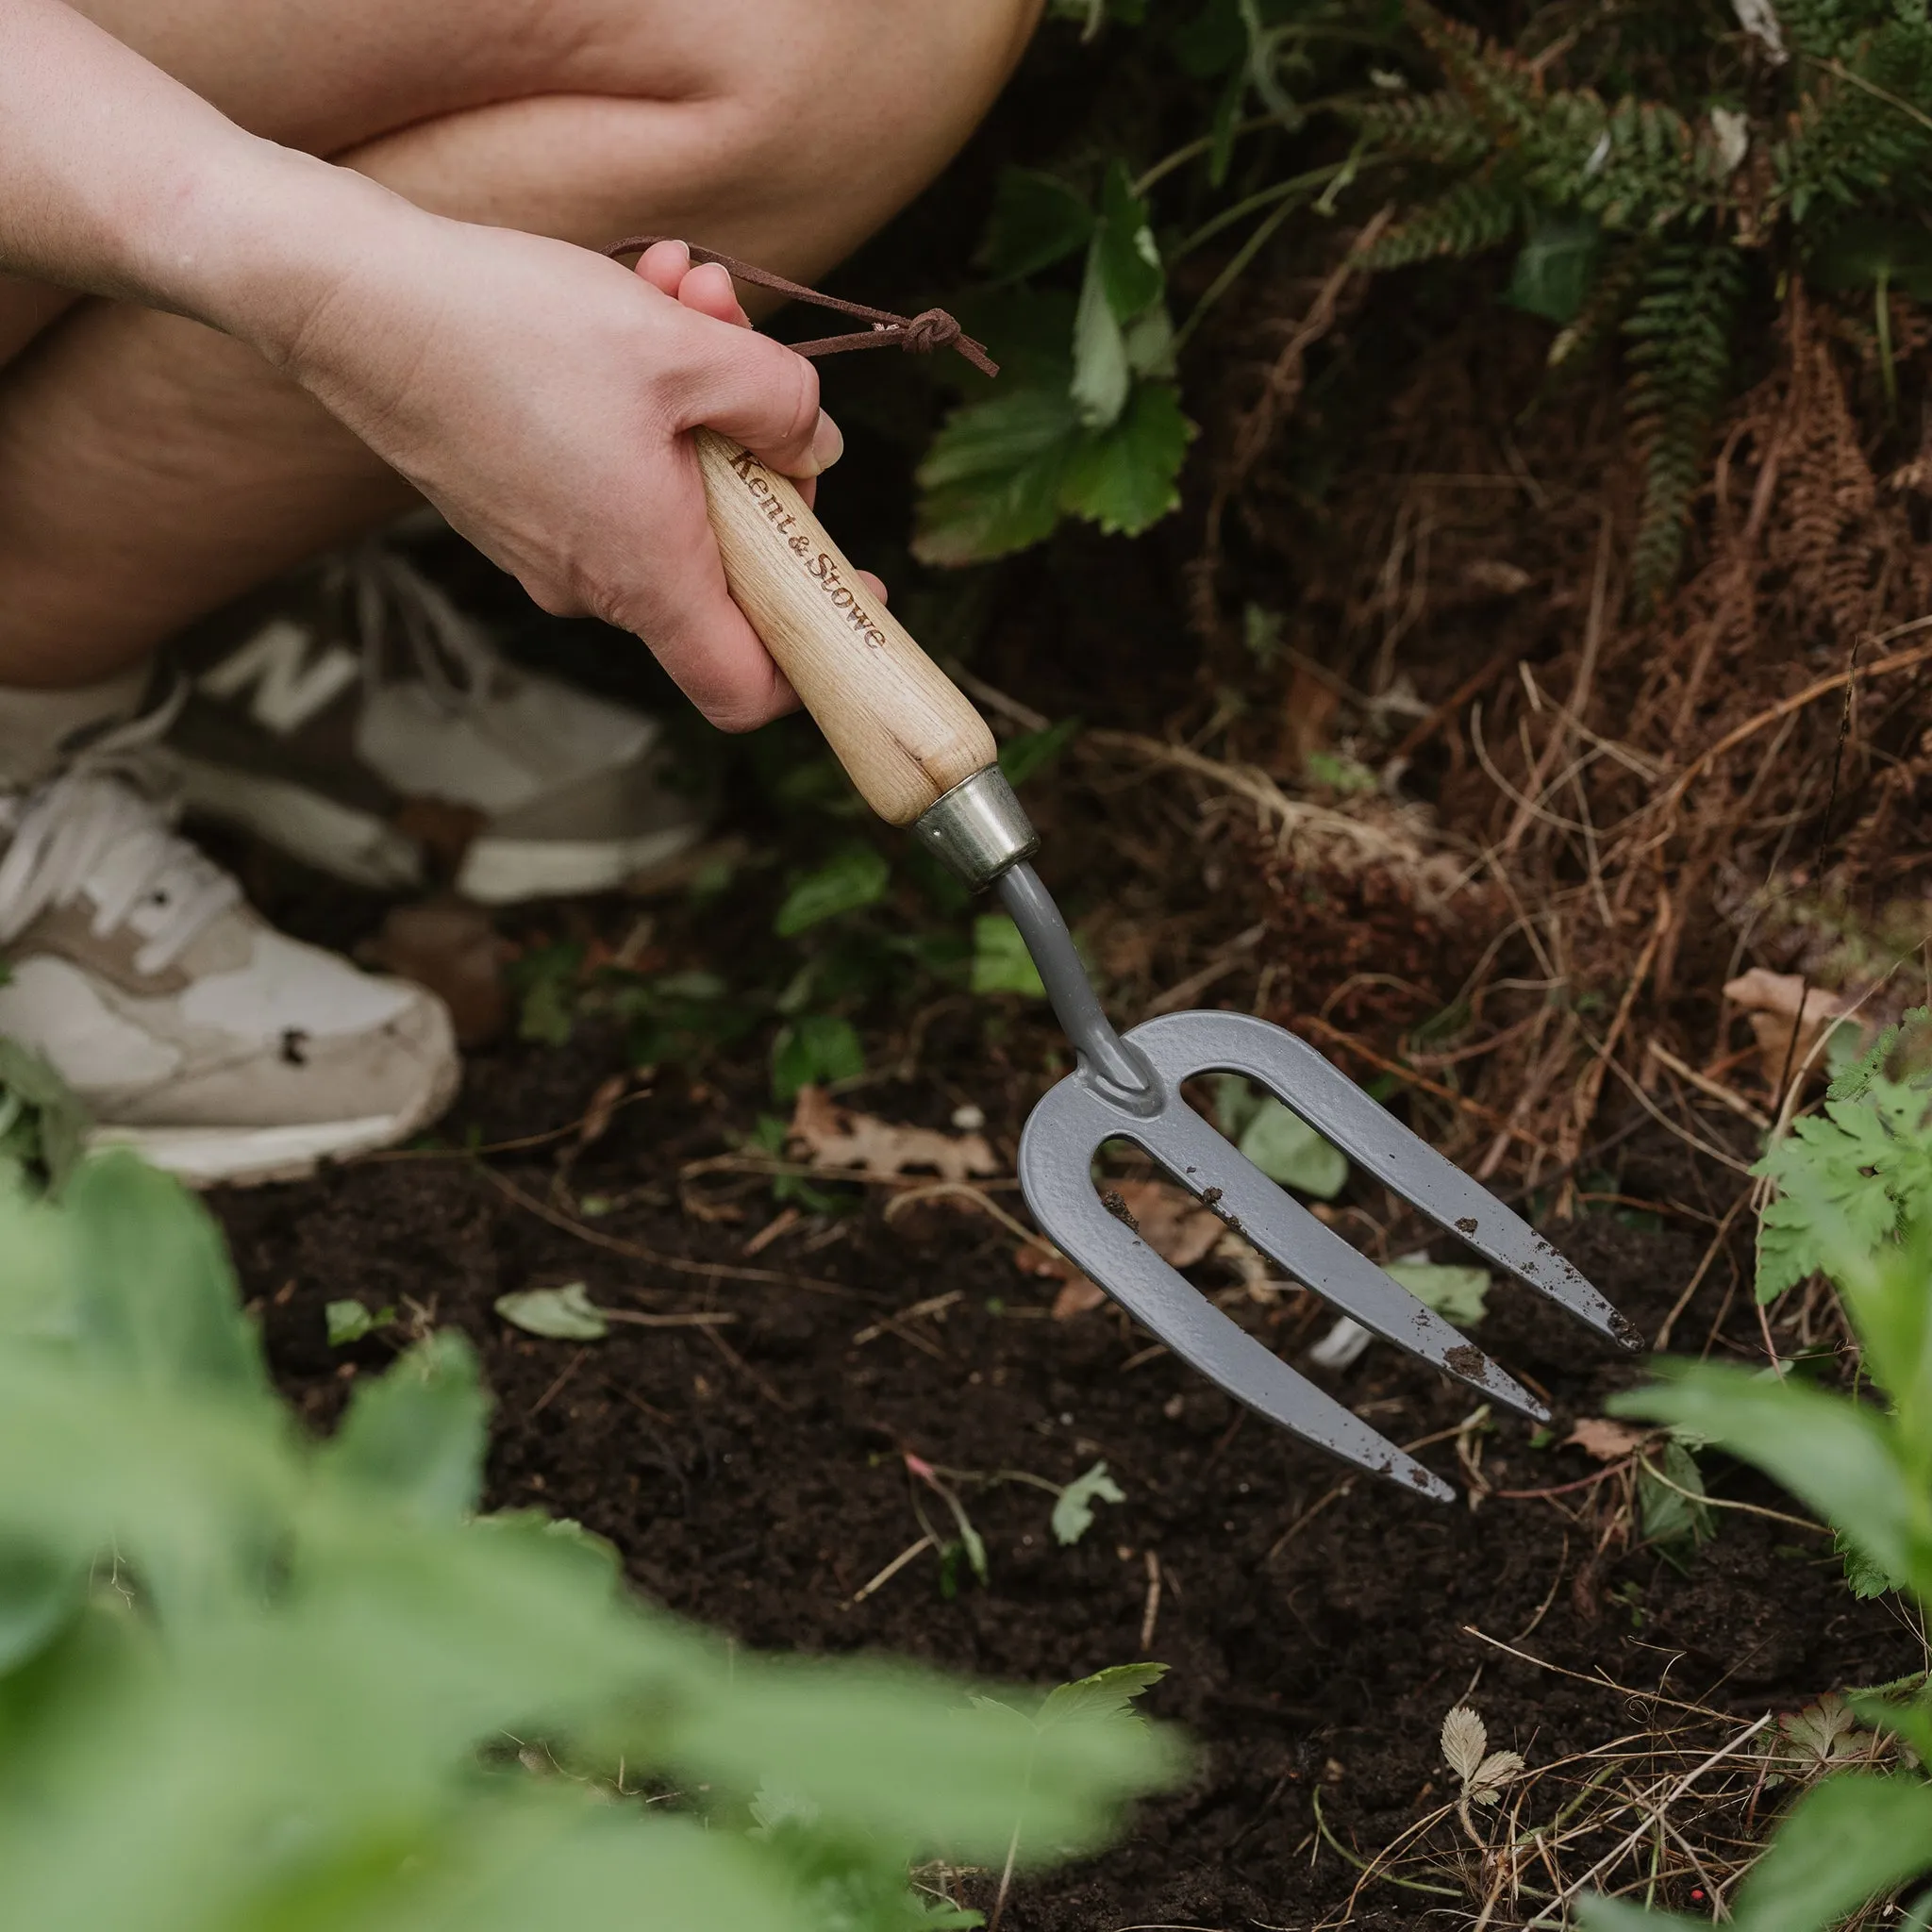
[988,1821,1023,1932]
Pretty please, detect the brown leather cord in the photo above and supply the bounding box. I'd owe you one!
[605,235,998,378]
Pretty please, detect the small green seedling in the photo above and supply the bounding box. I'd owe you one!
[325,1298,396,1347]
[496,1283,609,1341]
[1051,1462,1125,1546]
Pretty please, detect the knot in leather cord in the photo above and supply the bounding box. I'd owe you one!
[605,236,997,379]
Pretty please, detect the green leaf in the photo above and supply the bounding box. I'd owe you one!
[1708,1772,1932,1932]
[1070,244,1132,429]
[1807,215,1932,301]
[772,1014,864,1106]
[1051,1462,1126,1546]
[1840,1527,1906,1600]
[0,1539,86,1672]
[323,1331,489,1523]
[325,1298,391,1347]
[971,917,1046,998]
[913,388,1081,566]
[1507,212,1602,323]
[1612,1365,1920,1591]
[999,717,1083,789]
[1383,1260,1491,1327]
[1636,1439,1715,1551]
[1058,382,1194,537]
[494,1283,609,1341]
[1095,160,1163,322]
[65,1154,267,1400]
[1036,1662,1169,1730]
[774,844,891,937]
[977,169,1095,282]
[509,941,583,1048]
[1236,1098,1349,1199]
[0,1035,87,1193]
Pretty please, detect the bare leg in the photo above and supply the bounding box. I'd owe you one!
[0,0,1040,686]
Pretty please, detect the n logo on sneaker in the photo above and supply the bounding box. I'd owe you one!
[200,620,359,735]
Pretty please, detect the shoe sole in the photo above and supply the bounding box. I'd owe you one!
[456,825,706,904]
[88,1048,461,1190]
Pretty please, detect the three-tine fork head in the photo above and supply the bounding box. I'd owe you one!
[1015,1003,1642,1501]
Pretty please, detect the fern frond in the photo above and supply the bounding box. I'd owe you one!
[1779,20,1932,219]
[1623,241,1747,601]
[1775,0,1898,60]
[1548,236,1657,371]
[1350,90,1490,169]
[1359,177,1523,266]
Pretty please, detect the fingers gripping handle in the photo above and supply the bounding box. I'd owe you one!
[692,428,996,826]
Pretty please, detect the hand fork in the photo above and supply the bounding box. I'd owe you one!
[694,432,1642,1499]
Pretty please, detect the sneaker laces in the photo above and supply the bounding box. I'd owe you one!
[336,542,511,717]
[0,691,242,976]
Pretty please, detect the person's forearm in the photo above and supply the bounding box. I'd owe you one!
[0,0,407,356]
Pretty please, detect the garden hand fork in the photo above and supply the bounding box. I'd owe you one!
[694,431,1641,1499]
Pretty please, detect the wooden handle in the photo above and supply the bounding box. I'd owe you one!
[692,427,996,825]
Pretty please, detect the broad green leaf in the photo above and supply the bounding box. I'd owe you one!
[1507,212,1601,323]
[999,717,1083,788]
[494,1283,608,1342]
[971,916,1046,998]
[976,168,1095,282]
[1383,1260,1491,1327]
[913,388,1080,566]
[1807,215,1932,300]
[1236,1098,1348,1199]
[1051,1462,1125,1546]
[772,1014,864,1106]
[1210,1074,1265,1139]
[774,844,891,936]
[322,1332,489,1524]
[1700,1772,1932,1931]
[1058,381,1195,537]
[1611,1365,1924,1594]
[65,1154,266,1399]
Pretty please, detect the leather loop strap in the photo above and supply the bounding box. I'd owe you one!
[605,235,998,378]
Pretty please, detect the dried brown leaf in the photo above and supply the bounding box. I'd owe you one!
[789,1086,999,1184]
[1565,1418,1652,1462]
[1441,1706,1488,1785]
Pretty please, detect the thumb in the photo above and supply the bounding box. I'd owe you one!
[672,314,843,480]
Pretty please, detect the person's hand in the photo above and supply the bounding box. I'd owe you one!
[259,199,853,730]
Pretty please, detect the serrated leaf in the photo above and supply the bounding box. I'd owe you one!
[322,1330,489,1523]
[1051,1462,1125,1546]
[1036,1663,1169,1730]
[1441,1705,1488,1783]
[774,844,891,937]
[1058,381,1194,538]
[977,168,1095,283]
[1637,1438,1715,1550]
[1469,1748,1524,1801]
[1095,160,1163,321]
[913,388,1080,566]
[494,1283,608,1341]
[1236,1098,1348,1199]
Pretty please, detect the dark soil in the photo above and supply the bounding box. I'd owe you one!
[218,1017,1918,1932]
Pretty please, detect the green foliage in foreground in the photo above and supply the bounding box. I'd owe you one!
[0,1153,1182,1932]
[1585,1072,1932,1928]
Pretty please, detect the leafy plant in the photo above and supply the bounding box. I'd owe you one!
[1589,1072,1932,1926]
[1353,0,1932,599]
[0,1034,86,1195]
[1051,1462,1127,1546]
[0,1152,1182,1931]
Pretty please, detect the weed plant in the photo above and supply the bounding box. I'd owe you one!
[0,1153,1180,1931]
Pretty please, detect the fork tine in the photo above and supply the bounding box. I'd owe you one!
[1132,1011,1642,1353]
[1133,1099,1547,1421]
[1019,1085,1455,1500]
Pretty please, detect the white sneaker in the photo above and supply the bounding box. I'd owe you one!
[169,546,709,903]
[0,681,458,1187]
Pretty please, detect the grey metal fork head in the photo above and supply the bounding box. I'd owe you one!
[995,861,1641,1502]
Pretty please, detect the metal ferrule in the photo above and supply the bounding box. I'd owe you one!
[910,765,1040,891]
